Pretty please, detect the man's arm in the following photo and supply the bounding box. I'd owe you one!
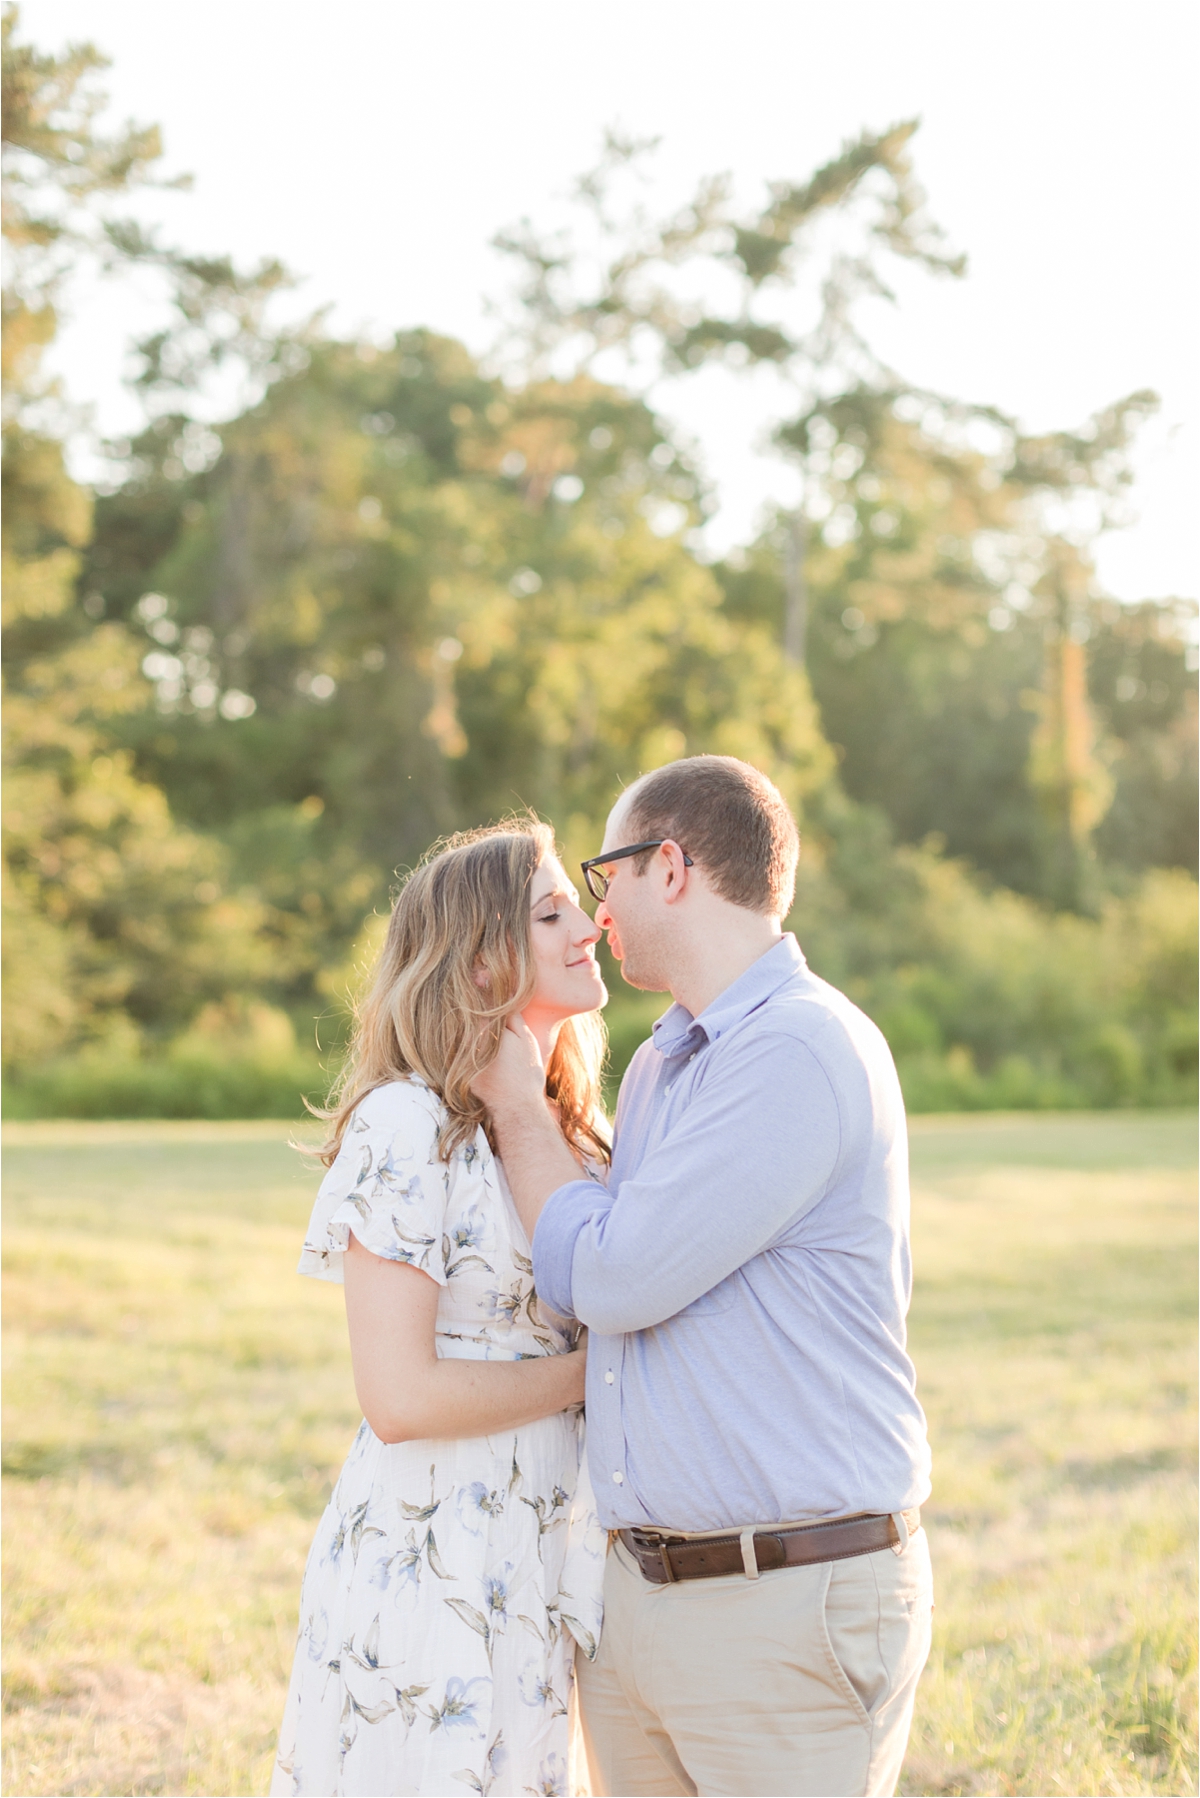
[533,1029,843,1333]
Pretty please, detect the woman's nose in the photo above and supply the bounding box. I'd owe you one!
[573,902,602,944]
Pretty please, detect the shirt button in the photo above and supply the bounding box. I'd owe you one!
[612,1471,624,1484]
[604,1371,614,1384]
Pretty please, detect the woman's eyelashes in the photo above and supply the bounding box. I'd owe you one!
[535,892,578,925]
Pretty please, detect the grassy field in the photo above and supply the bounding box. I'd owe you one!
[2,1112,1195,1797]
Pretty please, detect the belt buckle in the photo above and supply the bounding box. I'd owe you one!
[627,1528,678,1585]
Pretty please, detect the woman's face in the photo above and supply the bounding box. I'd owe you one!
[524,855,606,1024]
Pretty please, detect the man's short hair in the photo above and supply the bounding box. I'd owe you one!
[623,755,799,917]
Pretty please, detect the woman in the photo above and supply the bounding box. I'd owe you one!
[272,820,609,1798]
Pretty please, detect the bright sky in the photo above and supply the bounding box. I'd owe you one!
[22,0,1200,601]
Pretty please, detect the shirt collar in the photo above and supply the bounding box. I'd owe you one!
[650,933,808,1060]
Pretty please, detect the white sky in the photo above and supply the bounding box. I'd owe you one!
[21,0,1200,601]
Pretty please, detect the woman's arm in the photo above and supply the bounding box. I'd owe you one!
[342,1233,586,1443]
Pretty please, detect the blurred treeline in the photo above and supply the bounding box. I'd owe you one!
[3,9,1196,1118]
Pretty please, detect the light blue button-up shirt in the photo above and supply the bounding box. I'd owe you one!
[533,934,932,1531]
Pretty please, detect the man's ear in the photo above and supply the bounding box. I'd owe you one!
[659,840,692,904]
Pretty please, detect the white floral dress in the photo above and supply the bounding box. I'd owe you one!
[271,1078,606,1798]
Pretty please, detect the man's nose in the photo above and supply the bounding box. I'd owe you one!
[593,896,613,931]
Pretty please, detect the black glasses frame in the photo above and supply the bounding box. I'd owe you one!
[580,840,693,903]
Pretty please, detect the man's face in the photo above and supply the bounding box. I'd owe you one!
[592,795,672,993]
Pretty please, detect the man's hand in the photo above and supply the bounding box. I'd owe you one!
[471,1016,584,1243]
[471,1016,548,1125]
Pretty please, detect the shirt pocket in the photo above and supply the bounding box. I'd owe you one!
[681,1271,739,1317]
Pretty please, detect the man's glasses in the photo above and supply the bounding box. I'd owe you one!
[580,841,693,903]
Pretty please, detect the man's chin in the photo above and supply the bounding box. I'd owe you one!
[619,962,667,994]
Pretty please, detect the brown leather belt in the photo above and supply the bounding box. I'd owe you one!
[617,1508,920,1585]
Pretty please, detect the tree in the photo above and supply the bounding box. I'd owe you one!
[494,129,1167,906]
[87,330,832,1035]
[716,384,1187,900]
[1089,598,1198,876]
[4,13,1193,1117]
[1,5,283,1068]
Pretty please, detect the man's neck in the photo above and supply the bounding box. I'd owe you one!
[667,917,784,1020]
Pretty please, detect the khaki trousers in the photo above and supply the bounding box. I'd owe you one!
[575,1528,933,1798]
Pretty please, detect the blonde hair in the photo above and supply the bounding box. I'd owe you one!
[311,818,610,1169]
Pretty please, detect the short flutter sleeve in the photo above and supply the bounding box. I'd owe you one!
[298,1079,449,1285]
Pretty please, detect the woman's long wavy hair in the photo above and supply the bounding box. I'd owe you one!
[310,818,610,1169]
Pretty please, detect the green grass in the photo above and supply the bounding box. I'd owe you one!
[2,1112,1195,1796]
[900,1111,1197,1797]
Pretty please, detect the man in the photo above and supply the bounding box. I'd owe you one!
[476,755,933,1798]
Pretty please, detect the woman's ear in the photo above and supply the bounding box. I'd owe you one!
[472,958,490,990]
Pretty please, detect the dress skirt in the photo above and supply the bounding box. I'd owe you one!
[272,1410,600,1797]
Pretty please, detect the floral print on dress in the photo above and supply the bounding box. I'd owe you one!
[272,1079,606,1798]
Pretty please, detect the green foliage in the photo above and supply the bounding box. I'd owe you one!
[526,140,1174,914]
[1,3,163,223]
[2,1000,326,1119]
[794,805,1198,1111]
[85,334,830,1026]
[717,393,1197,901]
[0,10,311,1073]
[2,8,1196,1120]
[1,600,294,1038]
[492,121,963,381]
[1091,600,1199,874]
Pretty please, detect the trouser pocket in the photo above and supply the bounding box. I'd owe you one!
[822,1534,935,1723]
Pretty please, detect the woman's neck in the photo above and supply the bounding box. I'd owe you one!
[518,1009,562,1069]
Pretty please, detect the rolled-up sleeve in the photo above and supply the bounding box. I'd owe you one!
[532,1180,615,1320]
[533,1030,842,1334]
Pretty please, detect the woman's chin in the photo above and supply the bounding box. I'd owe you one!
[568,989,608,1017]
[550,973,608,1018]
[584,969,608,1011]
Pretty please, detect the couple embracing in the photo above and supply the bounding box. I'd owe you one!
[272,755,933,1798]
